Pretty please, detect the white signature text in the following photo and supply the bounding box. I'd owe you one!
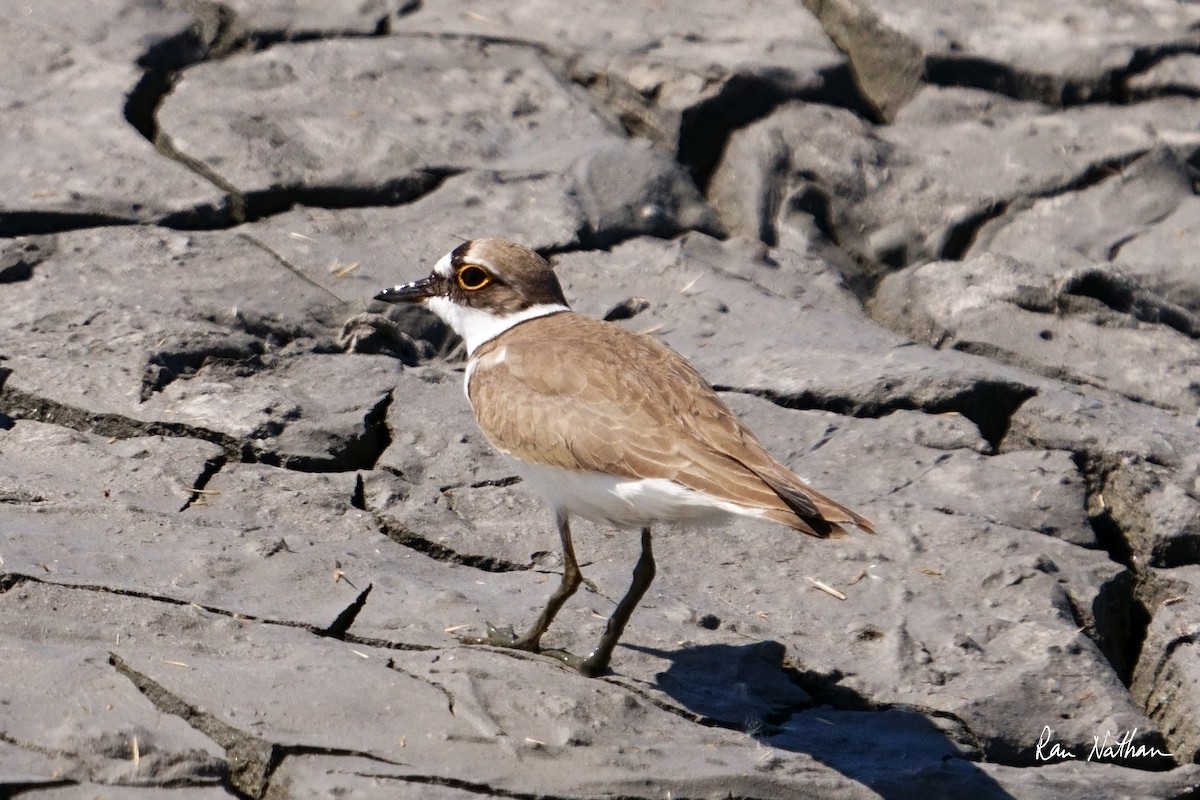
[1035,726,1173,763]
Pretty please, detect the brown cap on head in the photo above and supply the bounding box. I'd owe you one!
[375,239,569,314]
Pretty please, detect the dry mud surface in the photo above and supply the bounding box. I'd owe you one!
[3,1,1200,798]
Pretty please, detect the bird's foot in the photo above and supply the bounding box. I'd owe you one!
[458,621,540,652]
[458,624,609,676]
[540,647,608,678]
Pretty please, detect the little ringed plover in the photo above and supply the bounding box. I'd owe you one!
[375,239,874,676]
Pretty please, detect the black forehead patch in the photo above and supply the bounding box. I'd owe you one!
[449,241,473,270]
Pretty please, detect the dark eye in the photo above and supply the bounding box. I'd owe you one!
[457,265,492,291]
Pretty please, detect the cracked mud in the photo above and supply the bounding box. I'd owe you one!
[3,1,1200,799]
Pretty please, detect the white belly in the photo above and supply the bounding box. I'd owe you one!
[506,456,765,530]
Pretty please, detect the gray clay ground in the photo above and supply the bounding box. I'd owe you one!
[3,1,1200,798]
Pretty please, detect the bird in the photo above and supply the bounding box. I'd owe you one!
[375,239,875,676]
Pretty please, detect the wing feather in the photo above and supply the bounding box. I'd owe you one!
[468,312,873,537]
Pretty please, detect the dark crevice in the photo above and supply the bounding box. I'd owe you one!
[146,162,458,233]
[374,514,529,573]
[926,42,1200,108]
[536,241,594,261]
[109,652,408,800]
[0,384,250,459]
[782,180,841,247]
[1091,487,1140,564]
[938,199,1008,261]
[1070,567,1148,688]
[0,2,454,240]
[565,223,696,256]
[601,676,726,730]
[1153,534,1200,572]
[924,55,1114,107]
[0,731,226,793]
[247,27,387,50]
[0,573,29,593]
[949,339,1181,412]
[124,59,176,148]
[352,392,392,473]
[0,381,396,475]
[940,149,1150,261]
[9,572,291,631]
[274,751,404,795]
[152,201,237,231]
[351,473,367,510]
[337,771,624,800]
[282,390,394,473]
[1072,451,1200,568]
[320,583,373,639]
[0,238,53,283]
[1115,43,1200,103]
[715,379,1036,453]
[603,296,652,322]
[127,4,458,231]
[386,658,457,716]
[1085,508,1139,574]
[109,652,270,800]
[141,340,268,401]
[159,1,254,65]
[678,65,874,193]
[1060,270,1200,339]
[121,2,250,230]
[227,170,460,228]
[815,61,886,123]
[782,664,867,712]
[4,572,424,654]
[0,778,77,797]
[179,452,229,512]
[338,632,437,653]
[1145,627,1200,696]
[1057,575,1174,769]
[467,475,521,490]
[0,213,140,238]
[1070,451,1154,688]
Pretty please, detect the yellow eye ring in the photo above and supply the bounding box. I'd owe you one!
[456,264,492,291]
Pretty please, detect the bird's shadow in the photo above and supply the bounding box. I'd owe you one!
[624,640,1017,800]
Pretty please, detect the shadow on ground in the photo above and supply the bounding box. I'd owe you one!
[627,640,1016,800]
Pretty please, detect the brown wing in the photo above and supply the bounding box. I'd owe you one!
[468,312,874,538]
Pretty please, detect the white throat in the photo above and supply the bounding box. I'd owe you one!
[426,297,569,356]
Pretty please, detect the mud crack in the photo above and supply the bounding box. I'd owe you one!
[109,653,408,800]
[179,451,229,512]
[109,652,275,797]
[0,385,247,459]
[715,377,1036,452]
[374,513,530,573]
[321,583,374,639]
[2,572,433,655]
[0,382,394,475]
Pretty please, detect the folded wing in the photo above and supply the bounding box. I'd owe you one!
[468,312,875,538]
